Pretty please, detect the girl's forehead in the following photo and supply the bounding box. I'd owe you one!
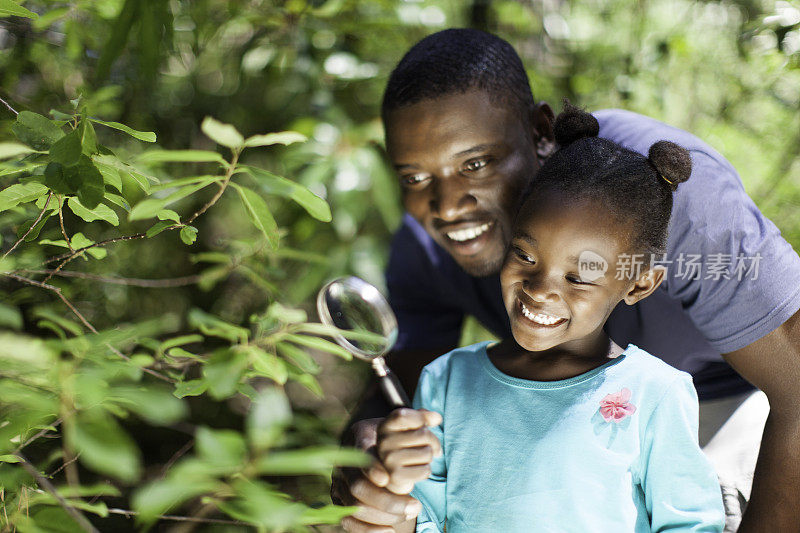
[514,193,638,263]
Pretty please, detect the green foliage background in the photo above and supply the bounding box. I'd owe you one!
[1,0,799,531]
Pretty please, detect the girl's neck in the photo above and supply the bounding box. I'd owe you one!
[487,333,625,382]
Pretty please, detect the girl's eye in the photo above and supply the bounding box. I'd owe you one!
[513,247,535,264]
[566,275,590,285]
[463,157,491,173]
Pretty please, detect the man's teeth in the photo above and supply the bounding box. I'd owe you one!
[446,223,491,242]
[521,303,563,325]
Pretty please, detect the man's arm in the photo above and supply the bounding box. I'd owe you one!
[723,309,800,532]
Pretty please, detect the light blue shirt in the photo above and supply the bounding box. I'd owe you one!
[411,342,724,532]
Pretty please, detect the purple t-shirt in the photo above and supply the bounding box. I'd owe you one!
[385,109,800,400]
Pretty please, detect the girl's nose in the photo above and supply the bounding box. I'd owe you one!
[523,275,561,303]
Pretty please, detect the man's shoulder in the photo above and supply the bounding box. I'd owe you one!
[594,109,732,168]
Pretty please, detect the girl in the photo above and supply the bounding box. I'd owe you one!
[375,105,725,532]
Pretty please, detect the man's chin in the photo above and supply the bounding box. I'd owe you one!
[455,252,504,277]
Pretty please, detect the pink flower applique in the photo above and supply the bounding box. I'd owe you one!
[599,388,636,423]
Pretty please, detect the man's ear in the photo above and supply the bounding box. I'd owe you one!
[623,266,665,305]
[529,101,556,162]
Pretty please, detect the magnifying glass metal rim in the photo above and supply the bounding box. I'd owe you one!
[316,276,398,360]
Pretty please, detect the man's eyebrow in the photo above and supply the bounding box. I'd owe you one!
[453,144,500,159]
[393,163,418,171]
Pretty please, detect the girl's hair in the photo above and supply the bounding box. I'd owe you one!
[526,103,692,258]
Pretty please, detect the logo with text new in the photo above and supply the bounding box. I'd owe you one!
[578,250,608,282]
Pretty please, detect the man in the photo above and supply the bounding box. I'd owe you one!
[336,29,800,533]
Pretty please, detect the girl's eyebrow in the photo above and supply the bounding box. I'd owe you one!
[512,234,537,246]
[453,143,500,159]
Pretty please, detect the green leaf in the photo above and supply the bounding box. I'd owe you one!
[32,6,69,30]
[137,149,226,165]
[0,142,35,160]
[112,387,188,425]
[201,117,244,149]
[158,335,202,353]
[179,225,198,245]
[0,454,21,463]
[231,182,279,248]
[173,379,207,398]
[244,131,307,148]
[188,309,248,343]
[150,174,221,193]
[196,427,247,471]
[157,209,180,222]
[300,504,360,526]
[0,0,38,19]
[243,345,288,384]
[49,129,82,166]
[79,119,98,156]
[242,165,331,222]
[254,446,369,476]
[132,460,219,523]
[217,479,304,528]
[129,181,215,221]
[277,341,320,374]
[104,193,130,211]
[202,348,249,399]
[0,302,23,330]
[59,156,104,209]
[145,220,173,238]
[284,334,352,360]
[246,387,291,451]
[95,162,123,192]
[44,162,74,194]
[66,413,141,483]
[89,118,156,142]
[0,182,48,212]
[67,197,119,225]
[12,111,63,150]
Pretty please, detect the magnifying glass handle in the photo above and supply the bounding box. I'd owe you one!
[373,358,410,408]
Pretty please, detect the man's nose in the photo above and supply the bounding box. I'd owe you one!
[429,176,476,221]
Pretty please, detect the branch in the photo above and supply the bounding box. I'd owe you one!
[1,193,53,261]
[42,233,147,282]
[14,420,63,454]
[16,269,203,288]
[15,453,99,533]
[0,96,18,116]
[2,273,174,383]
[57,196,74,252]
[184,150,240,225]
[105,508,245,525]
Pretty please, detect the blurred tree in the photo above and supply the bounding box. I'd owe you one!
[1,0,798,530]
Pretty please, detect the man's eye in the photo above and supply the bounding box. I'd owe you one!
[463,158,490,172]
[402,174,429,186]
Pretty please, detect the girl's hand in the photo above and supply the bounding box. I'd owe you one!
[375,408,443,495]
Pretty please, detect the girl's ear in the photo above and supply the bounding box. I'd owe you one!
[623,266,665,305]
[529,102,556,162]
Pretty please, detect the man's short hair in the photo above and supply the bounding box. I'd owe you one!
[382,28,535,118]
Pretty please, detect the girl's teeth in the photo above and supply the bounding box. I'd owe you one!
[520,303,563,325]
[447,223,491,242]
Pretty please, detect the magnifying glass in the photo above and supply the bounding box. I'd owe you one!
[317,276,410,408]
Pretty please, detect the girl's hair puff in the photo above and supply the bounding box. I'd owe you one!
[524,102,692,259]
